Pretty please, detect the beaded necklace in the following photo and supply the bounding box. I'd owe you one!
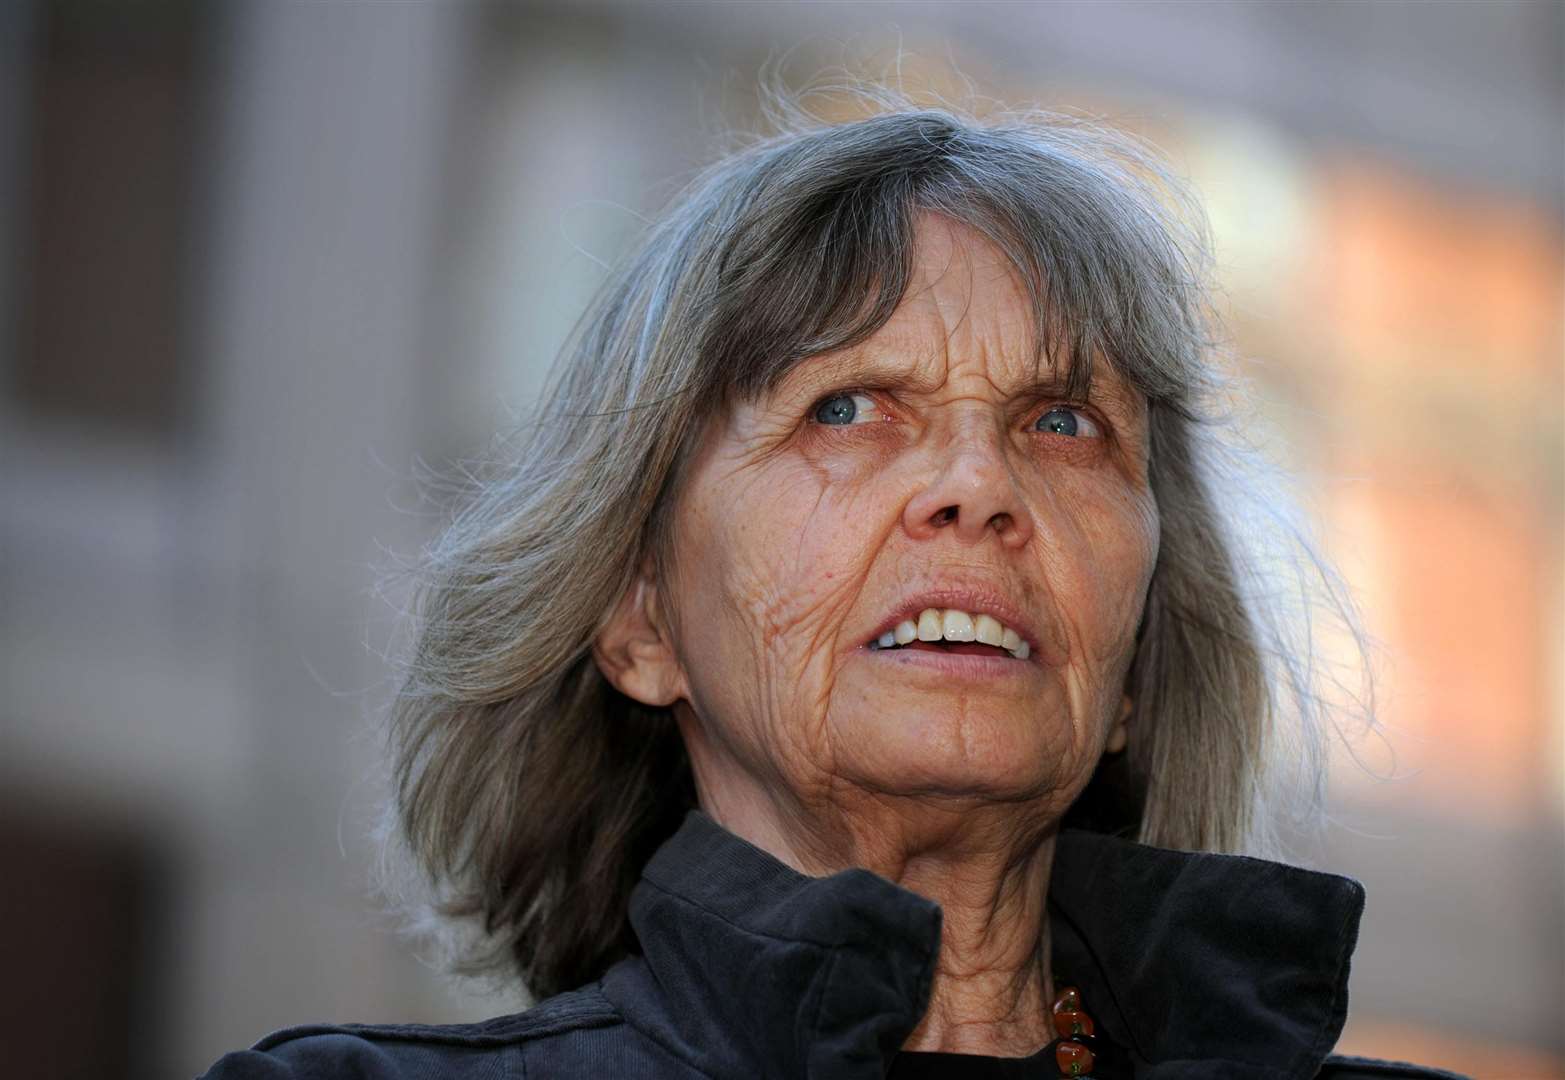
[1048,982,1099,1077]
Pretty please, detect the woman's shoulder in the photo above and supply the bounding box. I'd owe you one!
[197,982,1473,1080]
[197,985,622,1079]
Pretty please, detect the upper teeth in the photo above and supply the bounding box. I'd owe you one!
[874,608,1030,660]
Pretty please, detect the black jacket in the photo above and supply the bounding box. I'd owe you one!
[200,809,1466,1079]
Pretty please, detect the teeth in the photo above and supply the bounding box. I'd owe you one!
[877,608,1032,660]
[974,614,1004,647]
[941,610,976,641]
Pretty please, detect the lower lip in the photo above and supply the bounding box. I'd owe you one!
[859,641,1034,677]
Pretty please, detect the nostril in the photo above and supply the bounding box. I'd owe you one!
[932,506,957,526]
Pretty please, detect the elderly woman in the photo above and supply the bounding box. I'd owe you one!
[204,104,1459,1079]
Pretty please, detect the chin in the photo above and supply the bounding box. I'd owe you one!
[830,708,1066,800]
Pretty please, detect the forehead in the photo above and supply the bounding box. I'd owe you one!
[871,215,1032,370]
[777,213,1139,408]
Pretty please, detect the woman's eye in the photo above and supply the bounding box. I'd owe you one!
[813,392,882,426]
[1034,406,1100,438]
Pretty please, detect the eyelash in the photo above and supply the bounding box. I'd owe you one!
[805,389,1104,438]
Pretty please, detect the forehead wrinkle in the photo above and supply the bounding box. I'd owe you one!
[914,221,1067,402]
[767,248,1145,426]
[913,226,981,375]
[772,336,946,401]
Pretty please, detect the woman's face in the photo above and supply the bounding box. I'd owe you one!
[610,214,1159,825]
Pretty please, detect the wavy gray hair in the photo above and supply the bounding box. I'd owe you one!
[377,95,1370,1002]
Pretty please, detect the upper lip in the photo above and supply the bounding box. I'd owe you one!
[860,585,1041,657]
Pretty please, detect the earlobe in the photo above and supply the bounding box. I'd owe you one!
[1105,693,1132,755]
[591,565,687,708]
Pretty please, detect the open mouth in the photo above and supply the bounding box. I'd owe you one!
[873,639,1017,658]
[867,607,1032,660]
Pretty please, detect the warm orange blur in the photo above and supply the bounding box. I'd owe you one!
[1285,160,1561,820]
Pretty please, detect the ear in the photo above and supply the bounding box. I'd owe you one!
[1104,692,1132,755]
[592,560,688,708]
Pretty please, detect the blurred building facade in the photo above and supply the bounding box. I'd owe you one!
[0,2,1560,1077]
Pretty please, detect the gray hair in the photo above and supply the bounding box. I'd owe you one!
[376,94,1371,1002]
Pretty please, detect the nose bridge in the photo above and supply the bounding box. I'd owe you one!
[903,403,1033,547]
[942,402,1005,461]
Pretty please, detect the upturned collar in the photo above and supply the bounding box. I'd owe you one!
[599,809,1363,1079]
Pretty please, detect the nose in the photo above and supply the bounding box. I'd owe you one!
[901,421,1035,549]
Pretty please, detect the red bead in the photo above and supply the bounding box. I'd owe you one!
[1052,1008,1095,1038]
[1055,1039,1095,1076]
[1052,985,1082,1011]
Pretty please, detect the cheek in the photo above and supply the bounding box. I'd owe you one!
[1049,480,1159,666]
[675,451,894,682]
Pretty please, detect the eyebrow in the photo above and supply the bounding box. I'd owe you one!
[777,350,1145,417]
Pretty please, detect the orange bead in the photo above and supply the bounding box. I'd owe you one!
[1055,1039,1095,1076]
[1052,1008,1095,1038]
[1052,985,1082,1012]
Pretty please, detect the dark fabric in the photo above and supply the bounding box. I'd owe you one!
[886,1036,1137,1078]
[885,1045,1057,1078]
[1046,831,1365,1074]
[199,808,1466,1080]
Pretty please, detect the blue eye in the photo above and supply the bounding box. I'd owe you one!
[1035,406,1099,438]
[813,392,880,426]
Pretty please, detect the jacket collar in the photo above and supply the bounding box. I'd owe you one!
[599,809,1364,1079]
[1047,829,1363,1078]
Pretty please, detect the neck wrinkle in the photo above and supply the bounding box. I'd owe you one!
[895,832,1064,1051]
[704,789,1064,1059]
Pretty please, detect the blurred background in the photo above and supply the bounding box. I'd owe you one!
[0,1,1560,1077]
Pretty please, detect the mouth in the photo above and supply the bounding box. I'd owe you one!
[866,605,1032,662]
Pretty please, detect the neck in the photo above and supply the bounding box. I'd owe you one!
[696,779,1061,1058]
